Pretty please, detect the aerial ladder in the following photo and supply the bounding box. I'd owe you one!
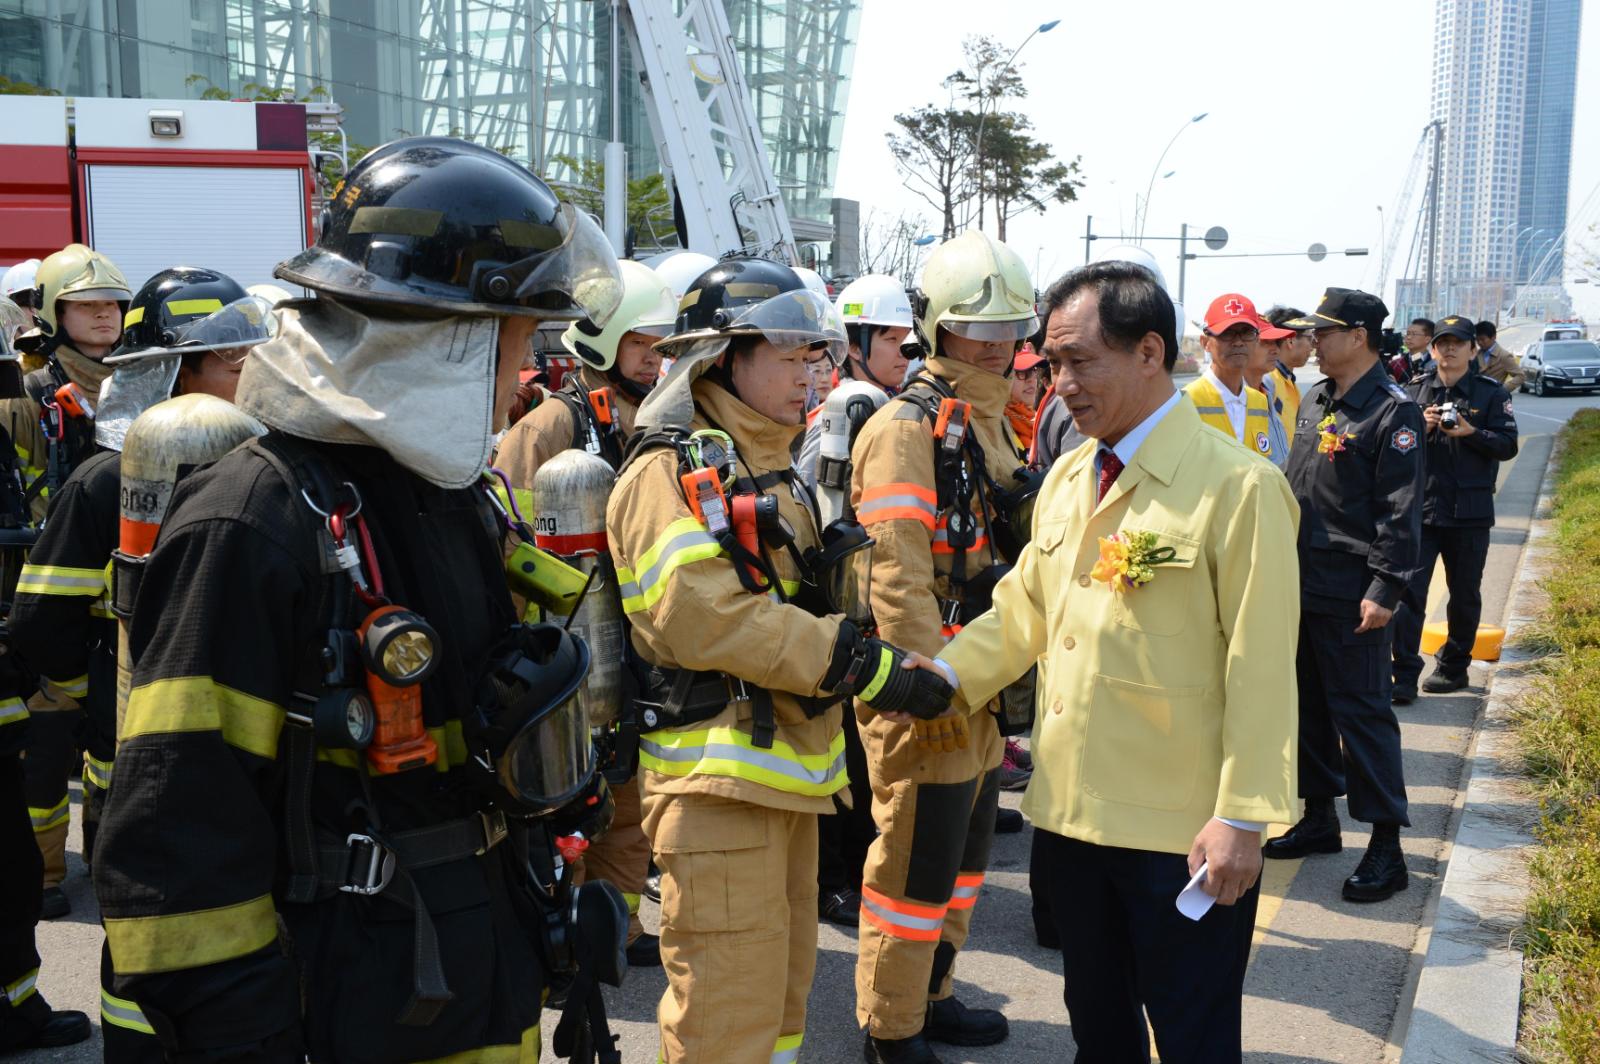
[1378,121,1441,302]
[617,0,799,264]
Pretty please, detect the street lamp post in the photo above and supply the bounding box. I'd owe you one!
[1137,113,1207,242]
[970,19,1059,231]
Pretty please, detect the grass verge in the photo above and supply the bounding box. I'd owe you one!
[1517,409,1600,1062]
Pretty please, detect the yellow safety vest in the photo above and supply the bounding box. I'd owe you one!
[1184,376,1274,461]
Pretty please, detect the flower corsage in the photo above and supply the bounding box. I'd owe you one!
[1090,530,1181,592]
[1316,414,1354,459]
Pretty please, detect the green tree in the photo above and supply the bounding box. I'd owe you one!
[548,154,673,251]
[0,75,60,96]
[887,35,1085,241]
[979,112,1084,243]
[886,97,979,241]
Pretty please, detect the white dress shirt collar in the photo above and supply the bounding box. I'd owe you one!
[1100,388,1183,468]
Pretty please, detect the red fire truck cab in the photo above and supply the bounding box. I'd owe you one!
[0,95,324,291]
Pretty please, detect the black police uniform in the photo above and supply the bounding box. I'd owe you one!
[1284,359,1424,826]
[93,439,553,1062]
[1392,368,1518,690]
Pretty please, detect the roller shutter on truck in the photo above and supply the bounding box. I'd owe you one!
[80,163,308,293]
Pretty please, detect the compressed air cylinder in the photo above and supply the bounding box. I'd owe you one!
[115,394,265,737]
[814,381,889,526]
[532,449,625,728]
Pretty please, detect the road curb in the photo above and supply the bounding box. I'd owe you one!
[1397,435,1558,1062]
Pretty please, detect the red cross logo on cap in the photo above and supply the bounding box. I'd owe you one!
[1224,298,1245,317]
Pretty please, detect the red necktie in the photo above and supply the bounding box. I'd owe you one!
[1097,450,1124,502]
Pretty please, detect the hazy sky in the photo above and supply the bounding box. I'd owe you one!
[832,0,1600,321]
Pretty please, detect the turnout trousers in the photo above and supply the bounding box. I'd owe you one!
[19,686,81,889]
[0,749,48,1045]
[1392,525,1492,687]
[641,791,818,1064]
[576,773,650,944]
[1296,610,1411,826]
[856,711,1002,1039]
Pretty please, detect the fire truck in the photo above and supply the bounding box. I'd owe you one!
[0,94,338,290]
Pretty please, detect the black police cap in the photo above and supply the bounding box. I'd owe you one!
[1284,288,1389,335]
[1431,315,1476,343]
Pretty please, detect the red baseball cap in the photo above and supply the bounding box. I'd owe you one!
[1014,345,1044,372]
[1204,293,1261,336]
[1257,318,1295,341]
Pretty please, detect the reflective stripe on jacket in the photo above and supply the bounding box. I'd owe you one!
[606,379,845,813]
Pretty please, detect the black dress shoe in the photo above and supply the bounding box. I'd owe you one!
[642,866,662,904]
[1422,670,1469,694]
[625,931,661,968]
[923,996,1008,1047]
[819,887,861,927]
[0,1009,92,1052]
[1392,686,1416,706]
[38,886,70,920]
[994,807,1024,835]
[864,1030,944,1064]
[1263,811,1342,860]
[1342,838,1409,902]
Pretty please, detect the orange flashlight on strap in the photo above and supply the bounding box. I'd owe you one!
[358,604,440,774]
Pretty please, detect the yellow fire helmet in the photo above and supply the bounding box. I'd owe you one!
[914,231,1037,359]
[560,259,678,372]
[34,243,132,341]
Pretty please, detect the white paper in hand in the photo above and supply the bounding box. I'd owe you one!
[1176,861,1215,921]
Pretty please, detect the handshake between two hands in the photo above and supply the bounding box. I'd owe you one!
[824,623,966,752]
[885,651,968,753]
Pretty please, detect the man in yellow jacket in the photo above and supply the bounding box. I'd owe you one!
[927,260,1300,1063]
[1184,292,1276,464]
[606,258,953,1064]
[850,231,1035,1064]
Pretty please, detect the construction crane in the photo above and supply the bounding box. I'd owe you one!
[1378,121,1442,303]
[621,0,800,263]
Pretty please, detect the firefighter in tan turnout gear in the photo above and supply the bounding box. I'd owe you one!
[494,258,677,968]
[605,257,955,1064]
[3,244,132,921]
[851,231,1038,1064]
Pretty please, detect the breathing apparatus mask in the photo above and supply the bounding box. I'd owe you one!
[470,622,604,821]
[988,466,1047,565]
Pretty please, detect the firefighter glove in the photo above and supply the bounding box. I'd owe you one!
[912,712,969,753]
[823,621,953,720]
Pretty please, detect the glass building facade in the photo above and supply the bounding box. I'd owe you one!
[0,0,859,252]
[1515,0,1581,285]
[1425,0,1582,318]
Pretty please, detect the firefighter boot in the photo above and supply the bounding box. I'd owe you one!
[864,1030,943,1064]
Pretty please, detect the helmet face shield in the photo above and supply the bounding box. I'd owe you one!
[106,296,279,365]
[497,203,624,327]
[941,316,1039,344]
[724,290,848,365]
[0,296,29,359]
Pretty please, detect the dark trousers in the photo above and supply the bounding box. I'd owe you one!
[1297,611,1410,826]
[1035,830,1258,1064]
[0,750,48,1041]
[818,704,874,893]
[1392,525,1491,686]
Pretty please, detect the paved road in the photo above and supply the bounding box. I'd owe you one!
[23,381,1593,1064]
